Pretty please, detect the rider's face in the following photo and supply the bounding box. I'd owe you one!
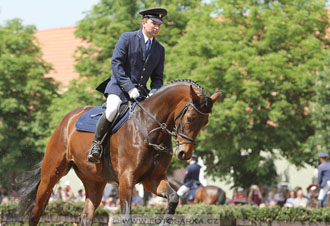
[142,19,162,38]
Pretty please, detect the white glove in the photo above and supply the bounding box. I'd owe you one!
[148,89,156,98]
[128,88,140,100]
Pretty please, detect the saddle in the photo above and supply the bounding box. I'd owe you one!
[181,181,202,204]
[75,102,135,134]
[75,102,136,183]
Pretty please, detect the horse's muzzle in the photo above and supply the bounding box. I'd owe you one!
[178,150,189,160]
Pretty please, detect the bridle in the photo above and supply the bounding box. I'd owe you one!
[131,99,210,155]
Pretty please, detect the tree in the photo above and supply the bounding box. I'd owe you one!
[304,56,330,163]
[0,19,58,186]
[165,0,330,187]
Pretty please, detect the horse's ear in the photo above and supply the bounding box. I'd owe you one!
[190,85,199,103]
[210,91,222,104]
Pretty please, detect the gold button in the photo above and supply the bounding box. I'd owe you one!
[141,76,144,78]
[143,68,146,71]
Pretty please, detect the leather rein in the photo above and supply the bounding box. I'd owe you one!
[130,99,210,155]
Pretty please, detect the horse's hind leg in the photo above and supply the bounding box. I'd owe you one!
[29,141,71,225]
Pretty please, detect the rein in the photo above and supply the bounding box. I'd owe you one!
[130,99,209,155]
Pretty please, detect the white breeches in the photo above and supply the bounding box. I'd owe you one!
[318,180,330,201]
[105,94,122,122]
[177,185,189,197]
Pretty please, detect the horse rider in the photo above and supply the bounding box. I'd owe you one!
[87,8,167,163]
[317,152,330,207]
[177,154,202,197]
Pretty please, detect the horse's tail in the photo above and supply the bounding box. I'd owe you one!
[217,188,226,205]
[16,161,42,215]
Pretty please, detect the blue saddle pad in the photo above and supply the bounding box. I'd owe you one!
[187,187,201,201]
[75,103,136,133]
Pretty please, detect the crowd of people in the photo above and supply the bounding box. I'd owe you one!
[229,183,321,208]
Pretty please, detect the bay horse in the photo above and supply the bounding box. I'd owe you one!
[18,80,221,226]
[168,177,226,205]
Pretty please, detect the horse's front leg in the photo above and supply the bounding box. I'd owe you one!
[118,173,134,226]
[163,180,179,214]
[143,177,179,224]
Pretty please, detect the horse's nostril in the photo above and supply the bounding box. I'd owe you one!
[178,151,186,160]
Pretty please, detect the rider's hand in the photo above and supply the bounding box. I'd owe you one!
[147,89,156,98]
[128,88,140,100]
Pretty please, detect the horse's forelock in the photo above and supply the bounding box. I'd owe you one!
[197,95,213,114]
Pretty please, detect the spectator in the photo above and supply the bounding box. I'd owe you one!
[0,186,9,203]
[285,190,296,207]
[248,184,263,206]
[306,185,319,208]
[266,191,278,206]
[269,186,280,203]
[231,187,249,206]
[75,189,85,202]
[9,190,19,202]
[293,189,308,207]
[103,196,120,211]
[55,186,63,201]
[260,187,269,205]
[277,191,287,207]
[132,188,144,207]
[63,181,75,201]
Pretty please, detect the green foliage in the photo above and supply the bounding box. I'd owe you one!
[0,202,17,216]
[0,201,109,217]
[303,56,330,161]
[0,19,58,186]
[276,207,330,222]
[165,0,329,187]
[43,200,109,216]
[42,79,104,145]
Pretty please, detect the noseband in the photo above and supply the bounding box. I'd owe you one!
[131,99,210,155]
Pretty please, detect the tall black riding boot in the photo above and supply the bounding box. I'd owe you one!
[88,114,111,163]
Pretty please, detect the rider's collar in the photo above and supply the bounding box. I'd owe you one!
[142,31,153,44]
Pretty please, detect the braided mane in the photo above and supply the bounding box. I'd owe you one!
[162,79,206,95]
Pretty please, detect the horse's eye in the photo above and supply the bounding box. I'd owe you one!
[187,116,193,123]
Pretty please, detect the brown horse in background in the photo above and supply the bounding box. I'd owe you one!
[18,80,221,226]
[168,177,226,205]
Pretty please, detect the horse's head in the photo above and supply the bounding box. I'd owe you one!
[174,85,221,160]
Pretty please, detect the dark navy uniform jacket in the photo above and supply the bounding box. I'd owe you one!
[96,29,164,101]
[318,161,330,187]
[183,162,201,188]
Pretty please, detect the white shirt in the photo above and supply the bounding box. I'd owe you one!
[142,31,153,44]
[189,160,196,165]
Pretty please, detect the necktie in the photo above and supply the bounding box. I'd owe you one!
[146,39,151,59]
